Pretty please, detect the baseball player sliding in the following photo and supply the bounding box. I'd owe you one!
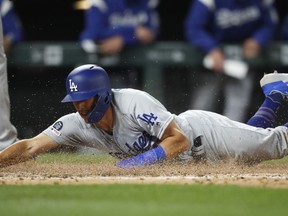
[0,64,288,168]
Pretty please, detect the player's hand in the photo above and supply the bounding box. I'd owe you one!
[243,39,260,59]
[208,48,225,73]
[3,36,12,53]
[135,26,155,44]
[98,36,124,55]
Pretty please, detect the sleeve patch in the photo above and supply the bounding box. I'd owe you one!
[53,121,63,130]
[49,121,63,136]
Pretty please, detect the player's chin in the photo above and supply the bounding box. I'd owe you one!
[79,114,89,123]
[84,117,90,124]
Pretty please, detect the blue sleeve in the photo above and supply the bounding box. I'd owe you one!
[80,6,113,41]
[140,2,160,35]
[251,5,278,47]
[185,0,217,53]
[2,6,23,44]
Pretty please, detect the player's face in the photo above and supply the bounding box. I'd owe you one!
[73,97,97,122]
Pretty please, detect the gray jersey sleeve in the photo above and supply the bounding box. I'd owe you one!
[42,113,86,146]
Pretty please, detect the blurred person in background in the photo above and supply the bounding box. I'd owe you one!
[274,0,288,41]
[280,15,288,41]
[0,0,23,150]
[79,0,160,88]
[1,0,22,53]
[185,0,278,122]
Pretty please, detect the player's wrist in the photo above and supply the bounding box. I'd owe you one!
[115,145,167,168]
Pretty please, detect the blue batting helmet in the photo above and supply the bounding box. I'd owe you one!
[61,64,112,123]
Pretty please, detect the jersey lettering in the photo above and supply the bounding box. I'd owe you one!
[125,131,154,154]
[69,79,78,92]
[137,113,158,126]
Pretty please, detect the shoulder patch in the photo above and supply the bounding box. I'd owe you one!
[49,121,63,136]
[53,121,63,131]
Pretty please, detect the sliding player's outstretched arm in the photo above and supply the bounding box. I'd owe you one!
[0,133,59,168]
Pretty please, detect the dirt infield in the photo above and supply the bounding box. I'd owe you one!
[1,159,288,188]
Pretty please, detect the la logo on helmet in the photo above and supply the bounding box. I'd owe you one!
[69,79,78,92]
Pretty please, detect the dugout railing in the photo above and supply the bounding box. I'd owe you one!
[8,41,288,102]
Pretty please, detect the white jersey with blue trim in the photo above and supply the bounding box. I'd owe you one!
[43,88,174,159]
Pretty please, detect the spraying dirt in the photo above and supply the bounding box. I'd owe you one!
[1,158,288,188]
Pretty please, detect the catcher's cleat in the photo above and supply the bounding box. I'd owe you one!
[260,71,288,98]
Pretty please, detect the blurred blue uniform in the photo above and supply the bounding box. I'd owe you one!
[80,0,159,52]
[185,0,277,53]
[185,0,278,122]
[0,0,22,46]
[79,0,159,91]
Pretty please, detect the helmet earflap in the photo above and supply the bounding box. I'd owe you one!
[87,92,112,123]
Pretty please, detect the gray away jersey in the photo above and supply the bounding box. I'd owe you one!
[43,89,175,159]
[44,88,288,163]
